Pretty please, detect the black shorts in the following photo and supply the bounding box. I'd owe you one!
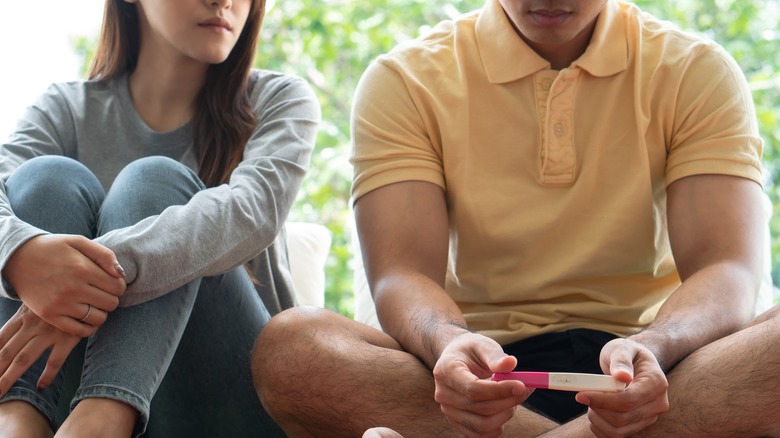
[502,329,619,424]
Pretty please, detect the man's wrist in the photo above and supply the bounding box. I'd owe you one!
[420,322,471,369]
[627,330,673,371]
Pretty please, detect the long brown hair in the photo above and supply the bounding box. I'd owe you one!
[89,0,266,187]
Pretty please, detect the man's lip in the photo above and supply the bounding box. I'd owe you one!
[198,17,232,30]
[528,9,571,26]
[530,8,570,17]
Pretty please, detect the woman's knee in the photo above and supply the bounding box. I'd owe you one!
[100,157,205,229]
[5,156,104,234]
[112,156,204,196]
[6,156,103,204]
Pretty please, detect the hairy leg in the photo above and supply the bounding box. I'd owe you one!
[0,401,54,438]
[636,305,780,437]
[252,307,559,437]
[54,398,136,438]
[252,307,451,437]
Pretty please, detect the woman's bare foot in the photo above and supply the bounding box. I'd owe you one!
[55,398,138,438]
[0,400,54,438]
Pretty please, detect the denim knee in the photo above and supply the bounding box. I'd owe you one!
[5,156,104,236]
[113,156,204,199]
[98,156,206,231]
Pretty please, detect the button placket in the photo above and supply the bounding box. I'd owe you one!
[541,69,579,185]
[534,72,557,175]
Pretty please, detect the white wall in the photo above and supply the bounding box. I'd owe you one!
[0,1,104,139]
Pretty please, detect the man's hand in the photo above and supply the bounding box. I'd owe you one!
[0,304,83,397]
[575,338,669,438]
[433,332,532,438]
[3,234,125,337]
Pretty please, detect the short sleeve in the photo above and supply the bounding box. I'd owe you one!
[665,44,763,186]
[350,59,445,203]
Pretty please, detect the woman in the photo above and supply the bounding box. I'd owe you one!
[0,0,319,436]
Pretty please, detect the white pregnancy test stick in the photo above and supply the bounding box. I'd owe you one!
[491,372,627,392]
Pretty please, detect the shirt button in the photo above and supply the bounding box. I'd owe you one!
[542,80,552,90]
[554,123,565,136]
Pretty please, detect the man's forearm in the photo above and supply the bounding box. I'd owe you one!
[373,274,470,369]
[659,175,764,370]
[631,262,757,371]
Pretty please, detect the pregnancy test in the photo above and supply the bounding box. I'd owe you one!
[491,372,626,392]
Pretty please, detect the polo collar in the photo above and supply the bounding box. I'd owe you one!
[476,0,628,84]
[574,0,628,77]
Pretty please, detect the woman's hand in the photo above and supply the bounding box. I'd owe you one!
[0,304,84,396]
[432,332,532,438]
[575,338,669,438]
[3,234,125,337]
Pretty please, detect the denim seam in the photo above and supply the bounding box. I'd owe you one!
[0,386,58,429]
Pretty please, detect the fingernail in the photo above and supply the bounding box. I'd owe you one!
[617,364,632,372]
[115,263,126,277]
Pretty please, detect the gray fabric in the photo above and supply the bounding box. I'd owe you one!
[0,70,320,311]
[251,225,298,316]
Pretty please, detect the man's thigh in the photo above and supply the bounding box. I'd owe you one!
[638,306,780,437]
[253,307,451,437]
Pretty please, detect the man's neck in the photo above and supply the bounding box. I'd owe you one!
[519,18,599,70]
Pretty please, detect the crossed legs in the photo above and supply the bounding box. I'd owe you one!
[251,307,558,438]
[253,305,780,437]
[252,307,456,437]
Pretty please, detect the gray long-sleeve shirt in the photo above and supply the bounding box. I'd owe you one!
[0,69,320,308]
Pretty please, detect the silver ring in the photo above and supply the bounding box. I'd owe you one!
[79,304,92,322]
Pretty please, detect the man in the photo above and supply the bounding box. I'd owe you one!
[252,0,780,436]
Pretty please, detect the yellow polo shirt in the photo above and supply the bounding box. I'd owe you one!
[350,0,763,345]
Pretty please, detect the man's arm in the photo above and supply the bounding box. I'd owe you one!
[355,181,534,436]
[633,173,764,370]
[577,174,765,437]
[355,180,464,369]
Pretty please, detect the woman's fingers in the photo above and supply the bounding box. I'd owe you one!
[37,336,81,391]
[0,305,85,396]
[49,307,105,339]
[0,324,29,376]
[0,334,48,396]
[67,236,126,280]
[76,285,121,314]
[5,235,125,334]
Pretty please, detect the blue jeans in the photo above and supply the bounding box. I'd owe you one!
[0,156,283,437]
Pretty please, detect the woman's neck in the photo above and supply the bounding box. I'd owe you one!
[128,49,208,133]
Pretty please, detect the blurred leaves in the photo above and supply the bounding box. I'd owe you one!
[256,0,484,316]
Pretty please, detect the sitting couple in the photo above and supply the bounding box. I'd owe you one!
[1,0,778,437]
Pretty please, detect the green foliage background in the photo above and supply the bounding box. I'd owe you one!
[76,0,780,316]
[253,0,490,316]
